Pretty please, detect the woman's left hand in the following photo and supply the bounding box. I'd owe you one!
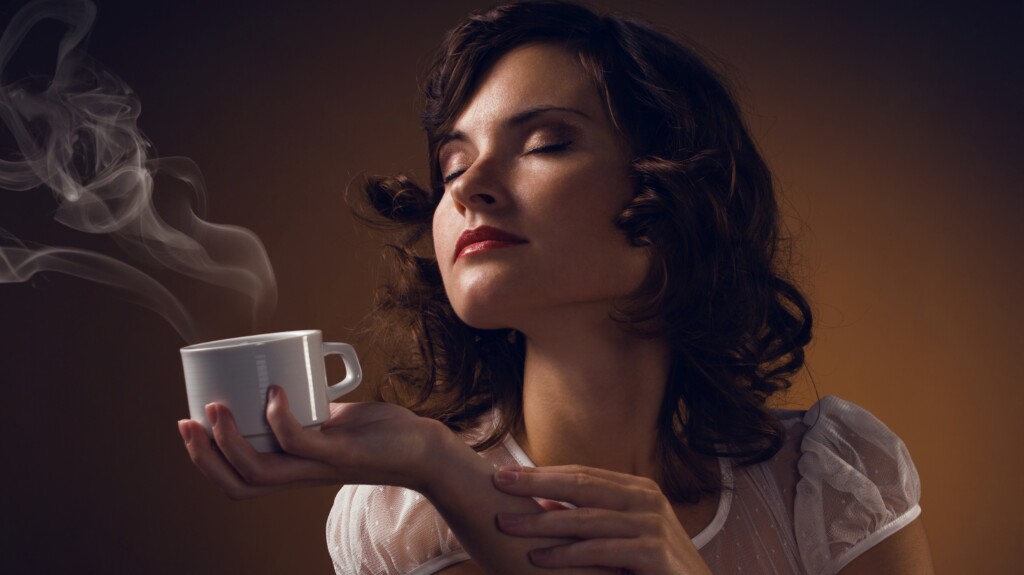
[492,464,713,574]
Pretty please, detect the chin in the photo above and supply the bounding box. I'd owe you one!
[444,275,524,331]
[451,305,512,331]
[448,289,523,330]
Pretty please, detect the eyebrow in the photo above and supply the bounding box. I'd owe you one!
[439,105,591,147]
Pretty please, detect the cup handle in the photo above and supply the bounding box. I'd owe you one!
[322,342,363,401]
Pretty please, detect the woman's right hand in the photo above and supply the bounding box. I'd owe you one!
[178,385,450,499]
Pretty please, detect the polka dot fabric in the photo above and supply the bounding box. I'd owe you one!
[326,396,921,574]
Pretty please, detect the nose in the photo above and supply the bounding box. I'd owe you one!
[447,156,508,215]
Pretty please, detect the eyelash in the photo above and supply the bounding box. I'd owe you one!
[527,140,572,154]
[442,140,573,185]
[442,169,466,185]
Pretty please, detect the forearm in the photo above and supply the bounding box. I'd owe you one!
[419,424,605,575]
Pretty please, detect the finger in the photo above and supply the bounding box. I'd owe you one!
[263,386,328,459]
[505,464,654,488]
[493,465,662,511]
[537,499,570,511]
[497,507,650,539]
[206,403,335,487]
[530,537,664,571]
[178,418,277,500]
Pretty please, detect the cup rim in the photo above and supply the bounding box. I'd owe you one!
[180,329,321,353]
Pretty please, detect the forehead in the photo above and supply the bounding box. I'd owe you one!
[451,43,605,133]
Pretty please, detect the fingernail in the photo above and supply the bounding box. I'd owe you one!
[205,403,218,426]
[497,512,521,527]
[269,385,279,400]
[177,420,192,445]
[495,470,518,485]
[530,547,550,562]
[499,464,523,472]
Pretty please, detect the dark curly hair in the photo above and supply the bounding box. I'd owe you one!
[354,0,812,504]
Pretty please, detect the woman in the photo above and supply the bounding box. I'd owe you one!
[178,1,933,573]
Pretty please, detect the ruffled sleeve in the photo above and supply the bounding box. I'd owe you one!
[326,483,469,575]
[793,396,922,575]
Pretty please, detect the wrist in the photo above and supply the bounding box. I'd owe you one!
[406,418,469,495]
[412,419,484,500]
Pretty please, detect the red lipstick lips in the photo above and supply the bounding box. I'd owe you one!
[455,225,528,261]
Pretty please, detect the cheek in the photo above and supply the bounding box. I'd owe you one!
[542,154,631,204]
[537,163,632,237]
[432,196,458,285]
[538,161,644,282]
[431,209,442,258]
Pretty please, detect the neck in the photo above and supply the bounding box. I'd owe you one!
[514,310,671,479]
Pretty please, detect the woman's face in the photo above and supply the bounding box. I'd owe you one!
[432,43,650,331]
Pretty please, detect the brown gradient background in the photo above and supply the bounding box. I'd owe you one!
[2,0,1020,573]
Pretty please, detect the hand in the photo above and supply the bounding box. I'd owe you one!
[178,385,448,499]
[491,465,713,574]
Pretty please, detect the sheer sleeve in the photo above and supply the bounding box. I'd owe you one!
[793,396,922,575]
[326,483,469,575]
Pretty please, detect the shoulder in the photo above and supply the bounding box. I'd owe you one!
[781,396,923,575]
[326,483,469,575]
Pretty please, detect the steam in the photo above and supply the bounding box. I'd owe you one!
[0,0,277,343]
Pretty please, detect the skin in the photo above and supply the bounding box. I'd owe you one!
[433,51,649,334]
[432,43,712,572]
[180,42,934,574]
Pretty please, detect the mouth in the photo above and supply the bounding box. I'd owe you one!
[454,225,528,261]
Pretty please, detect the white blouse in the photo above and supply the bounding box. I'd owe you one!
[326,396,922,574]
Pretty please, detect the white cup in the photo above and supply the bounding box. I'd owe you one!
[180,330,362,452]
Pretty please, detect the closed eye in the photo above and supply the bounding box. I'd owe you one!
[526,140,572,154]
[443,141,573,185]
[443,168,467,185]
